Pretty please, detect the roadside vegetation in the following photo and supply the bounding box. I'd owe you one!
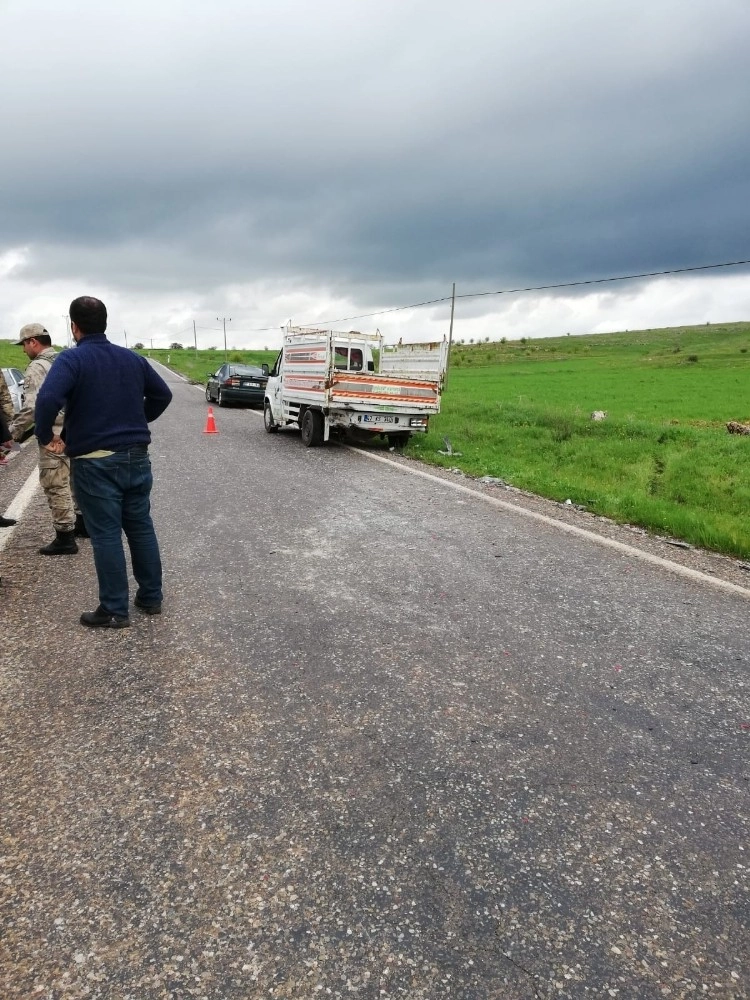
[134,346,278,383]
[0,343,33,369]
[2,322,748,557]
[429,322,750,558]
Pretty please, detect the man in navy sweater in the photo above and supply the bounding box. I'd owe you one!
[35,296,173,628]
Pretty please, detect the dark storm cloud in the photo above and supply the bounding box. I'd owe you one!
[1,0,749,319]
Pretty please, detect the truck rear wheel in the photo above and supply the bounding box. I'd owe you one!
[300,408,324,447]
[264,401,278,433]
[387,432,411,448]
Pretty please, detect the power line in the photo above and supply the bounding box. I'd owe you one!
[195,324,279,334]
[302,258,750,327]
[300,296,452,327]
[458,258,750,302]
[146,258,750,343]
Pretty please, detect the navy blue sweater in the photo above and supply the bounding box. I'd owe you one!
[35,335,172,456]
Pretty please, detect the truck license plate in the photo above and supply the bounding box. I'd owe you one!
[363,414,394,423]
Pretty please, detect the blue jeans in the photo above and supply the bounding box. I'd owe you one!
[72,446,163,618]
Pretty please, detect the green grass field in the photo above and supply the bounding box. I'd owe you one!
[0,343,30,370]
[139,347,279,384]
[428,322,750,557]
[2,323,749,557]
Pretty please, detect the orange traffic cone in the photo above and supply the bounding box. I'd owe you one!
[203,406,218,434]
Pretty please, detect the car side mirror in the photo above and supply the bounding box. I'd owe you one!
[262,363,269,376]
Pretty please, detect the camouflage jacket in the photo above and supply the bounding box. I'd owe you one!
[0,377,13,423]
[9,348,64,441]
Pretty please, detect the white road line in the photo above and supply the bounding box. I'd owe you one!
[148,359,189,381]
[0,466,40,552]
[349,448,750,602]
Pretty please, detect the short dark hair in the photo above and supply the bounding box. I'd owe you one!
[35,333,52,347]
[69,296,107,336]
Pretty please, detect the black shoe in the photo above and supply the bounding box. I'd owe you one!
[80,606,130,629]
[39,529,79,555]
[134,595,162,615]
[0,515,16,528]
[74,514,90,539]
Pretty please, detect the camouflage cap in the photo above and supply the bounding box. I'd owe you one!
[15,322,48,345]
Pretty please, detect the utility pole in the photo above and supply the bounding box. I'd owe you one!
[193,319,197,354]
[62,315,71,348]
[217,317,231,363]
[445,282,456,377]
[123,329,128,349]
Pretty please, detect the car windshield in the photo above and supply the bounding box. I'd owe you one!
[228,365,263,376]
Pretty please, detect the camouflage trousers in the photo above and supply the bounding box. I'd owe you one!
[38,443,75,531]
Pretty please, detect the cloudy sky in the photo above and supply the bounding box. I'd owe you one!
[1,0,749,349]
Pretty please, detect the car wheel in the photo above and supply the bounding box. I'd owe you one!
[217,388,226,407]
[205,385,212,402]
[264,401,278,433]
[300,408,323,447]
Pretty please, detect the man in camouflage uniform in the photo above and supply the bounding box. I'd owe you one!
[0,374,14,426]
[0,385,12,476]
[9,323,80,555]
[1,381,15,520]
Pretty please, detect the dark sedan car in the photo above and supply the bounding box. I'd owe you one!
[205,363,268,407]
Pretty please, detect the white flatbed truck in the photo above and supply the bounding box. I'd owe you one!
[263,326,449,447]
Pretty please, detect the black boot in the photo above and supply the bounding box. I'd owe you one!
[39,529,79,556]
[74,513,90,538]
[80,606,130,629]
[0,515,16,528]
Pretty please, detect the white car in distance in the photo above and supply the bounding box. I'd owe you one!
[2,368,25,413]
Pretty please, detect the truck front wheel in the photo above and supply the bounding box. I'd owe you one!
[300,408,324,447]
[264,401,278,433]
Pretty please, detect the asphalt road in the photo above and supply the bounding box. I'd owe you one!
[1,366,748,999]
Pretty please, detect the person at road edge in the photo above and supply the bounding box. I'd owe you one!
[9,324,81,554]
[34,296,173,628]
